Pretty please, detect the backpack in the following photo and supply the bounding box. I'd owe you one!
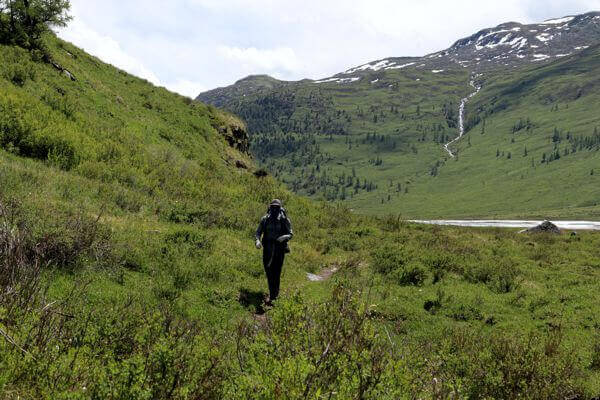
[265,207,291,253]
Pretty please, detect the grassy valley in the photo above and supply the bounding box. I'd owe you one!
[1,22,600,400]
[198,14,600,219]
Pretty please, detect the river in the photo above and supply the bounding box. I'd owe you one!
[410,220,600,231]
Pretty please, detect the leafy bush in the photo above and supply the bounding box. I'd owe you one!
[2,61,36,86]
[0,98,80,169]
[591,333,600,371]
[0,196,110,273]
[227,284,405,399]
[41,90,77,120]
[419,328,582,399]
[322,230,360,253]
[391,261,427,286]
[424,288,445,314]
[447,302,483,322]
[370,243,409,275]
[465,259,520,293]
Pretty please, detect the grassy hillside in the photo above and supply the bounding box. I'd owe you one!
[200,46,600,219]
[206,66,472,205]
[393,44,600,219]
[2,34,600,399]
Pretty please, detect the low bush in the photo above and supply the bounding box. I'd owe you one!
[419,328,582,399]
[227,283,405,399]
[465,259,520,293]
[391,261,428,286]
[370,243,410,275]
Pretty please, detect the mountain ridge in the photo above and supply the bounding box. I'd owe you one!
[198,11,600,99]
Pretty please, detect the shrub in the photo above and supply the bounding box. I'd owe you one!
[3,62,35,86]
[391,261,427,286]
[0,100,80,170]
[465,259,520,293]
[421,328,582,399]
[424,288,445,314]
[591,333,600,371]
[447,303,483,322]
[41,90,77,120]
[227,283,405,399]
[371,243,409,275]
[323,230,360,253]
[164,228,213,253]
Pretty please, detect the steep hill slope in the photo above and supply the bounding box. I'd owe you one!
[197,11,600,218]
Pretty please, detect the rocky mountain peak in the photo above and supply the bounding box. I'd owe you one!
[443,11,600,70]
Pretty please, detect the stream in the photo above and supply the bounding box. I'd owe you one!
[444,78,481,157]
[410,220,600,231]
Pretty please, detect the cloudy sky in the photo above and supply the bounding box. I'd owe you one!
[58,0,600,97]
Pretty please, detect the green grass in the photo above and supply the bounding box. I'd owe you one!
[2,34,600,398]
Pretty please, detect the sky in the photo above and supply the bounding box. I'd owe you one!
[58,0,600,97]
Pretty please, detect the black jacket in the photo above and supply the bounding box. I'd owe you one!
[255,209,293,242]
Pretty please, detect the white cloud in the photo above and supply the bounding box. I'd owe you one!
[217,46,299,72]
[58,0,600,97]
[59,18,161,86]
[164,79,207,98]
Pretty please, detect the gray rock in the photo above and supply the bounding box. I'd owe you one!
[521,220,561,234]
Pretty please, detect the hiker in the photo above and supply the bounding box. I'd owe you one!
[255,199,293,305]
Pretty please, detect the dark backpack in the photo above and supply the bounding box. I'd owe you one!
[266,207,291,253]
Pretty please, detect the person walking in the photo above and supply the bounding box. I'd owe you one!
[255,199,293,305]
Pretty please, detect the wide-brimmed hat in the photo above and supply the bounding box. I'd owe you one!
[269,199,282,207]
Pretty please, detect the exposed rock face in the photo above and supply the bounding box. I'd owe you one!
[209,110,251,154]
[522,220,561,234]
[217,123,249,154]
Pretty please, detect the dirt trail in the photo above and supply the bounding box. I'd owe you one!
[250,263,347,323]
[306,264,340,282]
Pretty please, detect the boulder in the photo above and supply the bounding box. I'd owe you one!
[253,169,268,178]
[520,220,561,234]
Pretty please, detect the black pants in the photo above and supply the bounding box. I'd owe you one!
[262,240,286,301]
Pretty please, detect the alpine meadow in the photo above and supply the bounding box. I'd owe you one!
[2,1,600,399]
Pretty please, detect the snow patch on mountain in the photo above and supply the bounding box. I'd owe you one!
[315,76,361,84]
[532,54,550,61]
[540,16,574,24]
[345,60,391,74]
[344,59,418,74]
[387,62,415,70]
[536,33,554,42]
